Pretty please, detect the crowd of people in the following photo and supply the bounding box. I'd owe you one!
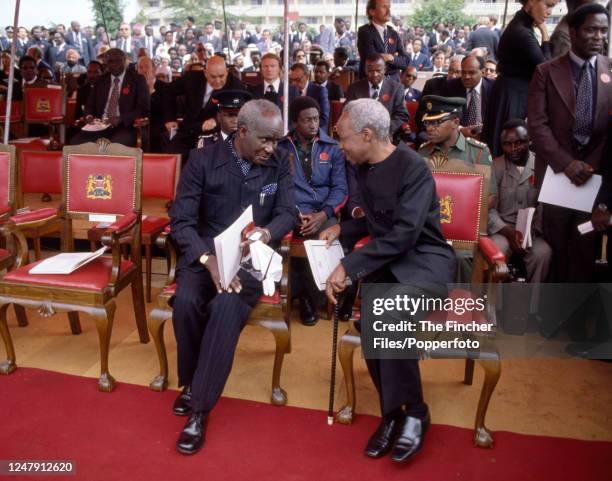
[0,0,610,462]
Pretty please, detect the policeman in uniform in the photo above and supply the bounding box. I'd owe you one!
[197,89,253,149]
[418,95,494,173]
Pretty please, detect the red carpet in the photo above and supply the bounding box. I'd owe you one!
[0,368,610,481]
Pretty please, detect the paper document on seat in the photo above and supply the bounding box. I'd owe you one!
[538,166,602,213]
[304,240,344,291]
[29,246,109,275]
[214,205,253,290]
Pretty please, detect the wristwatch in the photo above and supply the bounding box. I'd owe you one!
[199,252,210,265]
[597,203,609,212]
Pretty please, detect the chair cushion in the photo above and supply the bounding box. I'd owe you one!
[0,248,11,263]
[10,207,58,225]
[142,216,170,235]
[143,154,179,199]
[3,257,134,291]
[163,282,280,304]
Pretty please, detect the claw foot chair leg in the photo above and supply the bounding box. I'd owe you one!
[92,303,117,392]
[0,304,17,374]
[148,308,170,391]
[473,356,501,448]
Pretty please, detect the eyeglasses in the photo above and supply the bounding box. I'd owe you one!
[405,74,417,79]
[423,118,451,128]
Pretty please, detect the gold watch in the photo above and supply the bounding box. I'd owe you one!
[199,252,210,265]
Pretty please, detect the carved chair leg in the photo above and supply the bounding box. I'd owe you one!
[336,328,359,424]
[0,304,17,375]
[267,319,289,406]
[14,305,28,327]
[131,274,150,344]
[144,243,153,303]
[91,302,117,392]
[464,358,475,385]
[89,241,97,252]
[473,356,501,448]
[33,237,42,261]
[148,308,170,391]
[67,311,82,335]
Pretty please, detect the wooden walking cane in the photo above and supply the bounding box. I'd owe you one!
[327,293,342,425]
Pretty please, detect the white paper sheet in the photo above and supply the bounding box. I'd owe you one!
[304,240,345,291]
[538,166,602,213]
[29,246,108,275]
[82,120,111,132]
[213,205,253,290]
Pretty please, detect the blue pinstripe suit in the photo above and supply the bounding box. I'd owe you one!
[169,139,295,412]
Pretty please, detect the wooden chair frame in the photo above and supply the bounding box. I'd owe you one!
[335,159,509,449]
[0,139,150,391]
[148,230,292,406]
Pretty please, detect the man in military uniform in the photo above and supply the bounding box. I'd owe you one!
[197,89,253,148]
[417,95,495,282]
[418,95,494,177]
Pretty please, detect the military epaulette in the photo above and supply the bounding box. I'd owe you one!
[418,141,431,151]
[466,137,487,149]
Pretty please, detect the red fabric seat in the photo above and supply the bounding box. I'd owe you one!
[163,282,280,305]
[3,257,135,291]
[0,248,11,263]
[290,236,305,246]
[142,216,170,235]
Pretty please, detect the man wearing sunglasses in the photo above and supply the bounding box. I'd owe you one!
[400,66,422,102]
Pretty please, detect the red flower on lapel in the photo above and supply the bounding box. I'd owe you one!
[382,93,390,102]
[122,86,130,95]
[280,95,284,103]
[529,175,535,186]
[388,37,395,45]
[211,98,219,104]
[319,152,329,161]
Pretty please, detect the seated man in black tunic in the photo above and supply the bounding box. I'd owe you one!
[320,98,456,463]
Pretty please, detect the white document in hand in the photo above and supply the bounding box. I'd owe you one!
[29,246,109,274]
[304,240,345,291]
[538,166,602,213]
[213,205,253,290]
[515,207,535,249]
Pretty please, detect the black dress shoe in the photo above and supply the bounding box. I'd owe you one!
[173,386,192,416]
[364,415,403,458]
[390,411,430,463]
[300,297,319,326]
[176,411,208,455]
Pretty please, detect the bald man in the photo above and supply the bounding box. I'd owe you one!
[162,55,246,158]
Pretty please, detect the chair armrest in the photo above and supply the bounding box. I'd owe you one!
[279,230,292,303]
[50,116,64,124]
[478,236,510,283]
[353,236,371,250]
[155,228,177,286]
[0,205,11,218]
[10,208,59,227]
[100,212,139,243]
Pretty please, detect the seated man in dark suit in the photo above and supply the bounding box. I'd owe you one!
[401,66,422,102]
[169,99,295,455]
[408,39,432,71]
[288,63,330,132]
[247,53,298,112]
[345,54,411,144]
[162,55,245,159]
[321,98,456,464]
[70,48,150,147]
[74,60,103,119]
[313,60,344,102]
[278,96,347,326]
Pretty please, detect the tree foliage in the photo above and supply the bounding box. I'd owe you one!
[160,0,227,25]
[91,0,125,36]
[410,0,475,29]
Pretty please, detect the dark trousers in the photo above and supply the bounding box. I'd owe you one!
[542,204,600,282]
[361,266,427,418]
[161,129,198,161]
[70,125,136,147]
[172,266,262,413]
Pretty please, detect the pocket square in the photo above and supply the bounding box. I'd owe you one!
[261,183,278,195]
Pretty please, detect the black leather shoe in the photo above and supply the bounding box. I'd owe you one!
[173,386,192,416]
[176,411,208,455]
[390,411,430,463]
[364,416,403,458]
[300,297,319,326]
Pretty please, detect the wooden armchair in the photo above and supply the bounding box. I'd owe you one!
[0,140,149,390]
[335,159,509,448]
[0,100,23,139]
[23,86,66,146]
[148,228,292,406]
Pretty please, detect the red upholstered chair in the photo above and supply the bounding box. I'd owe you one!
[406,101,419,134]
[17,150,64,260]
[0,140,149,390]
[330,100,344,137]
[332,69,353,95]
[148,228,292,406]
[335,159,508,448]
[242,71,263,87]
[0,100,23,138]
[23,86,67,145]
[141,153,181,302]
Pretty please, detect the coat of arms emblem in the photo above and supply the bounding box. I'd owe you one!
[439,195,452,224]
[86,174,112,200]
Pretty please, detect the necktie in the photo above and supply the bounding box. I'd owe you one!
[203,87,213,106]
[405,90,412,102]
[77,33,82,50]
[264,84,277,103]
[383,28,389,53]
[371,86,379,100]
[574,62,593,145]
[465,89,481,126]
[106,77,120,119]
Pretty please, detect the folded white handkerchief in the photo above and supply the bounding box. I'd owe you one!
[249,240,282,296]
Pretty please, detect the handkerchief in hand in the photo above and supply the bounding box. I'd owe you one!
[249,240,282,296]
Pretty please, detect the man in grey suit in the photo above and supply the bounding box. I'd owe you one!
[345,54,411,143]
[488,119,552,298]
[65,21,94,65]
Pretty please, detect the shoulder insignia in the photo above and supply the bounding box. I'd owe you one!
[466,138,487,149]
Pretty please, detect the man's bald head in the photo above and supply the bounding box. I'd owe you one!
[205,55,228,90]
